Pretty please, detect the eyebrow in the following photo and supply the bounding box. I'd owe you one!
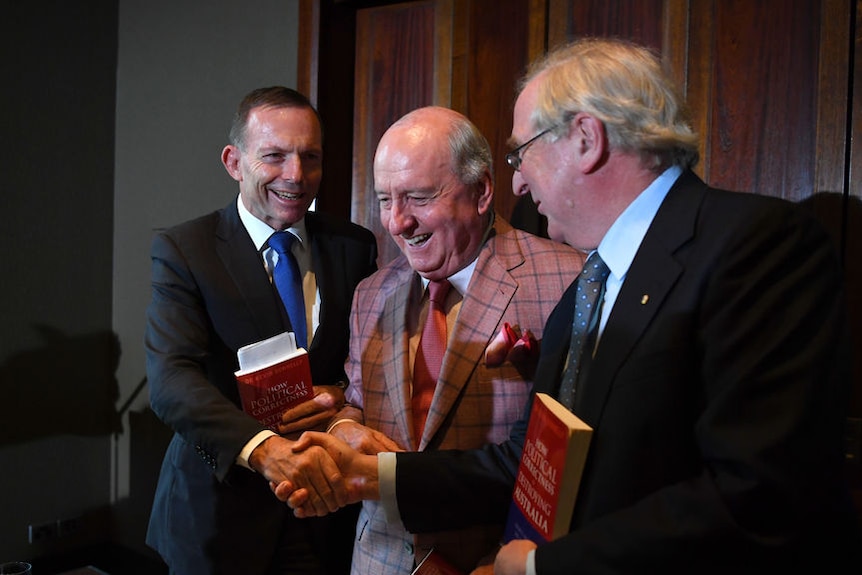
[506,135,518,149]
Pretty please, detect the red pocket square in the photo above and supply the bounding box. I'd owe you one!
[485,323,537,367]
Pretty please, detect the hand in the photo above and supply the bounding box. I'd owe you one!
[249,434,348,516]
[489,540,536,575]
[271,431,380,517]
[330,420,404,455]
[278,385,346,436]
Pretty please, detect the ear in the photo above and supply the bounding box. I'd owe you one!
[475,171,494,215]
[221,145,242,182]
[570,112,607,173]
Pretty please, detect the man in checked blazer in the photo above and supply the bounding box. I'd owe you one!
[145,87,377,575]
[316,106,584,574]
[276,39,861,574]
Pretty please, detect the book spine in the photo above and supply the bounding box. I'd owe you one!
[503,398,568,544]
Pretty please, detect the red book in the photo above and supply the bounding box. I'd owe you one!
[503,393,593,544]
[234,331,313,431]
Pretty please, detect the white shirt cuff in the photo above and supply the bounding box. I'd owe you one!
[378,451,399,523]
[526,548,536,575]
[236,430,277,470]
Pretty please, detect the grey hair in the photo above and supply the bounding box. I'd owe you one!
[522,37,699,171]
[446,113,494,186]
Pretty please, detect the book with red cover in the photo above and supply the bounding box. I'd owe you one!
[234,331,313,431]
[503,392,593,544]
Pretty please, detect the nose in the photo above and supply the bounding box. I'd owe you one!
[281,153,303,183]
[385,200,416,236]
[512,170,529,197]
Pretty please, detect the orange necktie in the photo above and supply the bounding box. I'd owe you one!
[411,279,450,446]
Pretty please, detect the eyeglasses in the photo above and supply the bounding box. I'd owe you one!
[505,127,554,171]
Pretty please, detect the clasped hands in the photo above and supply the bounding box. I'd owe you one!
[251,385,399,517]
[267,430,379,516]
[261,386,536,575]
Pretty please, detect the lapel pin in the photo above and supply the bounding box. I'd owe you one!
[641,294,649,305]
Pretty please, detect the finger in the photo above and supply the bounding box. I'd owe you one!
[280,398,323,424]
[293,445,348,514]
[286,487,311,510]
[293,430,342,455]
[272,479,296,501]
[370,431,403,453]
[278,411,334,434]
[380,433,403,452]
[312,452,349,512]
[311,389,338,408]
[291,502,318,519]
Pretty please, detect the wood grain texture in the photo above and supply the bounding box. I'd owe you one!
[549,0,664,51]
[352,1,437,265]
[464,0,534,221]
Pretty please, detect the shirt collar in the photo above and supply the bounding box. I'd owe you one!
[237,194,308,251]
[596,165,682,282]
[418,212,493,296]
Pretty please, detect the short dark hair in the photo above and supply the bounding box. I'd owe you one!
[229,86,323,149]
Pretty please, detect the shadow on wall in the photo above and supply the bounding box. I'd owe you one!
[0,326,122,445]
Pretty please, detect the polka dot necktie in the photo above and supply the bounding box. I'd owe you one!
[267,231,308,349]
[558,252,610,411]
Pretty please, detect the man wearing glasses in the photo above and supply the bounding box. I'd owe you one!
[278,39,860,574]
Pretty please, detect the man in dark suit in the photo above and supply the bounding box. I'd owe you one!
[145,87,377,575]
[278,38,860,573]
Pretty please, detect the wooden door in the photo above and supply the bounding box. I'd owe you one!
[299,0,861,508]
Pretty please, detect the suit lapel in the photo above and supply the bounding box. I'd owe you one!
[214,202,285,340]
[419,223,520,449]
[380,265,420,449]
[577,172,706,425]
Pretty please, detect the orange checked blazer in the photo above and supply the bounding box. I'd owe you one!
[342,217,584,574]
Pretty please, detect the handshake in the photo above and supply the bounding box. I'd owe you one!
[254,322,539,518]
[256,429,382,518]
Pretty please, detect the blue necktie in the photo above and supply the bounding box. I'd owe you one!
[558,252,610,410]
[267,231,308,349]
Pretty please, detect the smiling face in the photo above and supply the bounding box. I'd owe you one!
[374,111,493,281]
[222,105,322,230]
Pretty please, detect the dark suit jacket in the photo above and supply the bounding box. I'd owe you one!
[395,171,860,573]
[145,201,377,575]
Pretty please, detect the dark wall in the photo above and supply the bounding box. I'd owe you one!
[0,0,120,562]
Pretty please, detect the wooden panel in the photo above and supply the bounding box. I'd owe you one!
[851,0,862,203]
[662,0,690,110]
[694,0,821,200]
[352,1,437,264]
[297,0,320,104]
[685,0,714,181]
[302,0,364,220]
[548,0,665,52]
[846,0,862,464]
[465,0,537,219]
[806,0,854,424]
[815,0,851,196]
